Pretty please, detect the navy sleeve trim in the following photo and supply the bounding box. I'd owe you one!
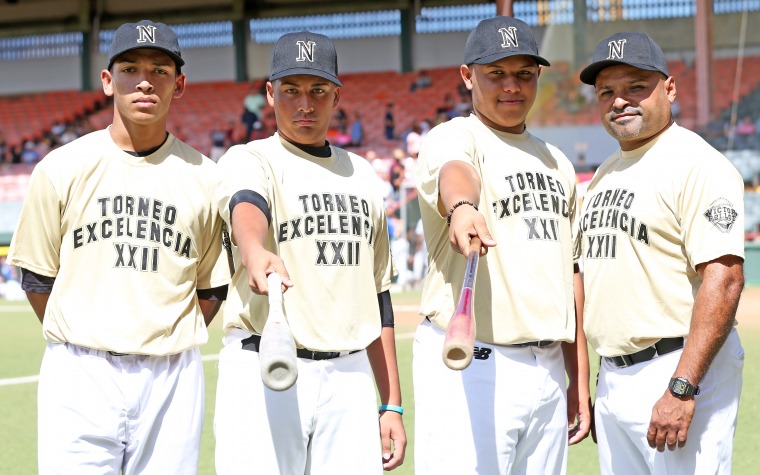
[378,290,395,327]
[230,190,271,226]
[197,285,228,301]
[20,268,54,294]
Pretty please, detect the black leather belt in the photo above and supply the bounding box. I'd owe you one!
[241,334,360,361]
[606,337,684,368]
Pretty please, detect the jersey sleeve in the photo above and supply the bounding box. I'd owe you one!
[680,155,745,267]
[371,175,394,294]
[415,122,478,217]
[7,165,62,277]
[197,166,231,290]
[216,144,271,238]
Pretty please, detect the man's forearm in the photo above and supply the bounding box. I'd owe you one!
[673,256,744,385]
[367,327,402,406]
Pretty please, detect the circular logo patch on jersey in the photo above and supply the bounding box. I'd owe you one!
[703,197,738,233]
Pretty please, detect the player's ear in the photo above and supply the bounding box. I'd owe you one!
[664,75,677,103]
[173,73,187,99]
[460,64,474,91]
[266,81,275,107]
[101,69,115,97]
[333,86,340,109]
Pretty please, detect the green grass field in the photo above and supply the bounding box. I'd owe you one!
[1,294,758,474]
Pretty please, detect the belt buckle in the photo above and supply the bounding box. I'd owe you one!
[612,354,635,368]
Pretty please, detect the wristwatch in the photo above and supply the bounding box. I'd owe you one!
[669,377,700,398]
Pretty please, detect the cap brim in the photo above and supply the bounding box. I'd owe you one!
[269,68,342,87]
[470,51,550,67]
[109,45,185,68]
[579,60,665,85]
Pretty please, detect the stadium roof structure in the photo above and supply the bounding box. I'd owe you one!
[0,0,508,38]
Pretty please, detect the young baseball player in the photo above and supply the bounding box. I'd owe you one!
[7,20,229,474]
[413,16,591,474]
[578,32,745,475]
[213,31,406,474]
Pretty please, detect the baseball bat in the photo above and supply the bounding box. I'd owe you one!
[442,236,481,370]
[259,272,298,391]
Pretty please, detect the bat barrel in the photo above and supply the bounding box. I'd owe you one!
[259,272,298,391]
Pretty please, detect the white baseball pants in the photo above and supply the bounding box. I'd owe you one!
[595,328,744,475]
[413,319,568,475]
[214,329,382,475]
[37,342,204,475]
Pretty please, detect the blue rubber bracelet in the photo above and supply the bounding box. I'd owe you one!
[379,404,404,415]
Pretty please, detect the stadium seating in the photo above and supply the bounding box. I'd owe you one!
[0,90,107,149]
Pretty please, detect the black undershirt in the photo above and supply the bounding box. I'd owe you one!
[123,132,169,157]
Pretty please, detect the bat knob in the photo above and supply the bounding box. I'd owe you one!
[443,345,474,370]
[262,360,298,391]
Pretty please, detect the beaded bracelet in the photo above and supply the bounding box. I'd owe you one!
[378,404,404,415]
[446,200,478,226]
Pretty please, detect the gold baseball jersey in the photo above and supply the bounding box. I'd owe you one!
[8,129,229,355]
[216,134,393,351]
[577,123,745,357]
[416,115,579,345]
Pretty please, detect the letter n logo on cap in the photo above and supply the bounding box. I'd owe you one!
[607,39,627,60]
[498,27,518,48]
[296,40,316,62]
[136,25,157,44]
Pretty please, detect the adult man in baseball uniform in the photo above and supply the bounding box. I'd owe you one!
[7,20,229,474]
[214,31,406,474]
[578,32,745,474]
[414,16,591,474]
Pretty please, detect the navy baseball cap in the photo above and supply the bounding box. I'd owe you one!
[269,31,343,86]
[464,16,550,67]
[108,20,184,70]
[580,32,669,85]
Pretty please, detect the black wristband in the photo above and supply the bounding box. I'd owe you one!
[446,200,478,226]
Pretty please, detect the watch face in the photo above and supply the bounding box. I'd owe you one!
[673,380,687,394]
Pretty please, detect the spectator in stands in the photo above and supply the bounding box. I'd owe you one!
[409,70,432,92]
[210,120,235,163]
[735,115,756,149]
[390,225,412,290]
[8,144,22,164]
[59,125,79,145]
[453,91,473,118]
[242,81,267,142]
[20,140,40,164]
[436,92,456,118]
[0,255,16,282]
[0,130,7,163]
[385,102,396,140]
[349,111,364,147]
[389,150,405,199]
[335,107,349,134]
[0,272,25,300]
[405,123,423,159]
[411,218,428,289]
